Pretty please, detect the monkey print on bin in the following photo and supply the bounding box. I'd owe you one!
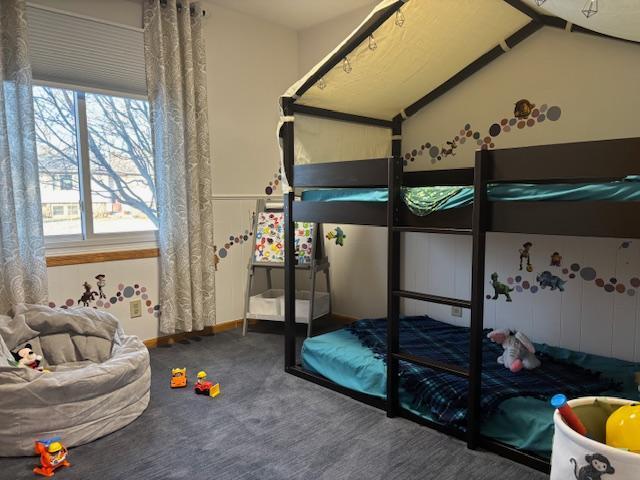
[570,453,615,480]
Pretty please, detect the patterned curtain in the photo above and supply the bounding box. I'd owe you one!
[143,0,215,334]
[0,0,48,315]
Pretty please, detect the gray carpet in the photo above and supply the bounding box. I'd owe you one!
[0,330,548,479]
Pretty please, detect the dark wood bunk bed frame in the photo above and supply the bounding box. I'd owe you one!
[277,1,640,474]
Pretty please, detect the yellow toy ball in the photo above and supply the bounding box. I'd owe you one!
[197,371,207,379]
[606,404,640,453]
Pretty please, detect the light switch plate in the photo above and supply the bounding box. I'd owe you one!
[130,299,142,318]
[451,306,463,318]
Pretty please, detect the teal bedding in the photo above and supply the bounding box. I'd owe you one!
[301,179,640,216]
[301,328,640,458]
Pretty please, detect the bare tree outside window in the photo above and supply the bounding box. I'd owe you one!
[33,85,157,237]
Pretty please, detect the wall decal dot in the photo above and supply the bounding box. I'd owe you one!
[517,121,526,129]
[429,146,439,157]
[65,299,74,307]
[437,156,442,160]
[537,114,546,122]
[562,268,569,274]
[620,241,631,249]
[265,186,273,195]
[48,302,56,308]
[141,287,147,293]
[218,248,227,258]
[570,263,580,272]
[500,118,508,126]
[509,118,517,126]
[96,300,103,307]
[134,284,139,289]
[547,106,561,121]
[459,130,465,136]
[540,104,548,113]
[104,303,110,309]
[526,119,535,127]
[631,277,640,288]
[459,137,466,144]
[595,278,605,287]
[123,286,135,298]
[411,149,417,156]
[580,267,596,281]
[118,283,124,290]
[616,284,626,293]
[153,304,160,311]
[473,132,480,140]
[484,137,491,143]
[146,300,152,307]
[118,297,124,302]
[609,278,617,284]
[507,277,514,284]
[569,274,576,279]
[489,143,495,148]
[464,123,470,130]
[116,292,121,297]
[147,308,153,314]
[531,109,539,118]
[466,130,472,137]
[153,312,160,318]
[515,275,522,282]
[530,286,538,293]
[431,158,436,164]
[110,297,117,304]
[628,289,636,296]
[503,125,511,133]
[405,153,411,159]
[604,284,615,293]
[516,286,523,292]
[522,281,530,289]
[476,140,483,146]
[486,294,492,300]
[135,290,140,296]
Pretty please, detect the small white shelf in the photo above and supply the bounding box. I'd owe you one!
[247,289,330,323]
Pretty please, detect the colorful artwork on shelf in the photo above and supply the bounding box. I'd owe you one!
[254,212,314,264]
[404,100,563,166]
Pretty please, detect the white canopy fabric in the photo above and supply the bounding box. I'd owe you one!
[285,0,531,121]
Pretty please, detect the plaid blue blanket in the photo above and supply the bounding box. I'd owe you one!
[347,316,618,427]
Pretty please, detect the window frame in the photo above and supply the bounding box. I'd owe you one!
[35,81,158,253]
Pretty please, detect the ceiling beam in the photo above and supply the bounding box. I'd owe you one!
[293,0,405,100]
[501,0,543,22]
[541,15,640,46]
[403,20,543,118]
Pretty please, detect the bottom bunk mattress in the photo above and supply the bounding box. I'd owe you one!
[301,316,640,458]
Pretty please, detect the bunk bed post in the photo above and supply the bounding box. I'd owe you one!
[282,97,296,370]
[467,149,489,449]
[386,115,403,417]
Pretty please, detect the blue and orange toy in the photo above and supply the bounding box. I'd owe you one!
[33,437,70,477]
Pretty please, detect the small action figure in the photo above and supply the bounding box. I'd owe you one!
[95,274,106,299]
[519,242,533,272]
[33,437,70,477]
[170,367,187,388]
[549,252,562,267]
[490,273,514,302]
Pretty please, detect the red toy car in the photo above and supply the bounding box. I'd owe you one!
[195,380,214,395]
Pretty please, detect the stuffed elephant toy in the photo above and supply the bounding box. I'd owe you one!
[487,329,541,373]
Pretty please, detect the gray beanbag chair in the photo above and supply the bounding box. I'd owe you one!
[0,304,150,456]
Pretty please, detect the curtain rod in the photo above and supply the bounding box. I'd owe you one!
[158,0,206,17]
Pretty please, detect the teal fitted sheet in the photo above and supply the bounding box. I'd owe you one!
[301,328,640,458]
[301,179,640,216]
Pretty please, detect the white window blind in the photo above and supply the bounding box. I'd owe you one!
[26,4,147,97]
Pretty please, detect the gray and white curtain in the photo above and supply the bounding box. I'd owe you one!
[0,0,48,315]
[144,0,215,334]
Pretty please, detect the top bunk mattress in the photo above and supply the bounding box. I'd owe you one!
[301,180,640,216]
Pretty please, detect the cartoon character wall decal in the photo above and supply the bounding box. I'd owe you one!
[550,251,562,267]
[95,274,106,299]
[570,453,615,480]
[326,227,346,246]
[519,242,533,272]
[537,271,567,291]
[78,281,97,307]
[441,140,457,157]
[514,99,535,119]
[490,273,514,302]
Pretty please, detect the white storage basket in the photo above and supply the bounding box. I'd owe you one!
[247,289,330,323]
[551,396,639,479]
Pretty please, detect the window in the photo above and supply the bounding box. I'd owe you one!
[34,85,156,244]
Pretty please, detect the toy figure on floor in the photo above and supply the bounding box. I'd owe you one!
[326,227,346,246]
[78,281,97,307]
[95,274,106,299]
[490,273,513,302]
[519,242,533,272]
[550,251,562,267]
[33,437,70,477]
[537,270,566,291]
[487,329,541,373]
[11,343,44,371]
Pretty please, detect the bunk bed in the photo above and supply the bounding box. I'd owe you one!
[276,0,640,474]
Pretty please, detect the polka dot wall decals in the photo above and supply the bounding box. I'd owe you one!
[403,100,562,164]
[264,167,282,196]
[214,227,253,269]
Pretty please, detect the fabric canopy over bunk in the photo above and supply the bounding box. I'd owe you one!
[278,0,640,186]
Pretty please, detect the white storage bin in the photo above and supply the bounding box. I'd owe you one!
[247,289,330,323]
[551,396,639,480]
